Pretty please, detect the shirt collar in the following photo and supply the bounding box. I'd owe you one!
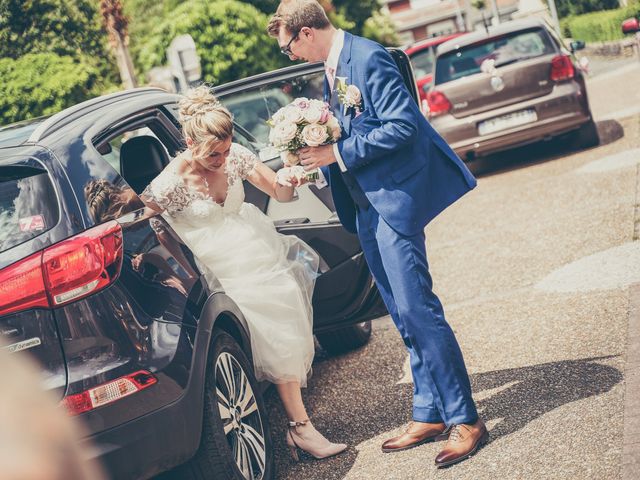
[325,29,344,71]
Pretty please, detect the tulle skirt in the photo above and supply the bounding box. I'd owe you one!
[168,202,319,386]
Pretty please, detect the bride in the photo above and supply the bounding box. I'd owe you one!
[140,86,347,461]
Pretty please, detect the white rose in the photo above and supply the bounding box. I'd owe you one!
[280,150,300,166]
[282,106,304,124]
[272,107,287,124]
[302,105,323,124]
[301,123,329,147]
[326,116,342,140]
[271,122,298,146]
[345,85,362,106]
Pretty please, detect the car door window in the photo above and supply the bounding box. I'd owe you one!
[97,125,171,175]
[220,72,325,156]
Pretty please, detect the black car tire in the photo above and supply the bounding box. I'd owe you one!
[316,320,372,355]
[181,329,274,480]
[570,119,599,150]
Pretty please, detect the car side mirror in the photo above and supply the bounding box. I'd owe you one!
[622,17,640,35]
[570,40,586,53]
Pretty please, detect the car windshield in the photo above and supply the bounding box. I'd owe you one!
[410,47,435,78]
[435,28,556,85]
[0,162,58,253]
[218,71,325,160]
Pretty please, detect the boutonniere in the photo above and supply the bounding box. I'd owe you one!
[335,77,364,116]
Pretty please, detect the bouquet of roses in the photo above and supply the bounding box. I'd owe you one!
[268,97,341,182]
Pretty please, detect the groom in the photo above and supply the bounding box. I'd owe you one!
[268,0,487,467]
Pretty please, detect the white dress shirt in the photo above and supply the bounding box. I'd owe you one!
[325,29,348,173]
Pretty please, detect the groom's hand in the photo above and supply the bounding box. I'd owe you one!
[298,145,337,171]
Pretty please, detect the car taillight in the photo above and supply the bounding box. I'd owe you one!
[0,252,48,317]
[62,370,157,415]
[0,221,123,316]
[426,90,452,117]
[550,55,575,81]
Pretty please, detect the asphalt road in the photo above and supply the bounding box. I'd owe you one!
[265,58,640,480]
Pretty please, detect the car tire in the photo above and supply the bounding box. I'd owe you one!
[570,119,599,150]
[316,320,372,355]
[180,329,274,480]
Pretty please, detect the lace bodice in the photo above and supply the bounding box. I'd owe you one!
[141,143,258,225]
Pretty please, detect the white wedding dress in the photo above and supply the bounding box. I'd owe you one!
[142,143,318,386]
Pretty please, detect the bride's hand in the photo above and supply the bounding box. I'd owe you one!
[275,167,307,187]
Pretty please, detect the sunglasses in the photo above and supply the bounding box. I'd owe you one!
[280,31,300,56]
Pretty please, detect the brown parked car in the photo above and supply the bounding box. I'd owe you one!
[426,18,598,161]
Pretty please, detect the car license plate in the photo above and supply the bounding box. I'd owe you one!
[478,109,537,136]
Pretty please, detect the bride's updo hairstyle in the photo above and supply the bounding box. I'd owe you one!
[178,85,234,154]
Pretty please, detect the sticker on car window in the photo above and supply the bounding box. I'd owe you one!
[19,215,46,232]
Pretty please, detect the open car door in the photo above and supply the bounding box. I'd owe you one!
[214,50,418,348]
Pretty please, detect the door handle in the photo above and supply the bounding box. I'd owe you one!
[274,218,311,227]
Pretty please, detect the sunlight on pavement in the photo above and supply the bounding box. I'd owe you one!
[397,355,412,384]
[536,242,640,293]
[576,148,640,173]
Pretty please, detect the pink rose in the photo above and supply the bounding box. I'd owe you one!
[319,108,330,123]
[292,97,310,110]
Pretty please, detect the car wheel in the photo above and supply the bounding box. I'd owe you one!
[316,320,372,355]
[570,119,599,150]
[182,329,274,480]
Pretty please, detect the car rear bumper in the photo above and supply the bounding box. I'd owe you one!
[432,81,593,159]
[80,368,204,480]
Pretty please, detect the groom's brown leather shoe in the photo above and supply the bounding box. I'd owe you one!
[435,419,489,468]
[381,421,449,453]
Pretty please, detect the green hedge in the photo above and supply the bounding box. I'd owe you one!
[0,53,111,125]
[562,3,640,42]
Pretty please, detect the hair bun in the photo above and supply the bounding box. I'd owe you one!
[179,85,222,122]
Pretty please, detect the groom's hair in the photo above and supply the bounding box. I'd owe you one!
[267,0,331,37]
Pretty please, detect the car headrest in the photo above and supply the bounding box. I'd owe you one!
[120,135,169,194]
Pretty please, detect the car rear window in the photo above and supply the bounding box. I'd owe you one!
[435,28,556,85]
[0,164,58,253]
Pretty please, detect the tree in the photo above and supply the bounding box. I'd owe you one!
[100,0,137,89]
[332,0,380,36]
[363,10,399,47]
[0,53,107,124]
[0,0,107,60]
[137,0,287,85]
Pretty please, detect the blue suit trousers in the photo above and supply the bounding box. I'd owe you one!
[356,206,478,425]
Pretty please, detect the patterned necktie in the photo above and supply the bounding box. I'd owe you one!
[325,65,335,91]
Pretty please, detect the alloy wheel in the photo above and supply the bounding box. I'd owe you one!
[215,352,266,480]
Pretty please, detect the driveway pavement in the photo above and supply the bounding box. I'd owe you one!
[266,58,640,479]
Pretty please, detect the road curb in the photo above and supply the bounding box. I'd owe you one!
[623,283,640,479]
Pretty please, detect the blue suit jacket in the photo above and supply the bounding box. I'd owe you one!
[321,32,477,236]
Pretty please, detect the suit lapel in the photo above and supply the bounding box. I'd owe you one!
[336,32,354,136]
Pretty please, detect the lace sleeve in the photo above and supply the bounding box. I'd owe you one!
[227,143,258,182]
[139,168,190,216]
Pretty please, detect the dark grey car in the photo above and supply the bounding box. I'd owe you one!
[0,49,416,480]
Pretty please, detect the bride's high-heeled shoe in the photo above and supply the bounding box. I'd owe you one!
[286,419,348,461]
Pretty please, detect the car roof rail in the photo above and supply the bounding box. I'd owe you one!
[28,87,169,143]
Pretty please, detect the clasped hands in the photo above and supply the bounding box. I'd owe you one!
[275,144,337,187]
